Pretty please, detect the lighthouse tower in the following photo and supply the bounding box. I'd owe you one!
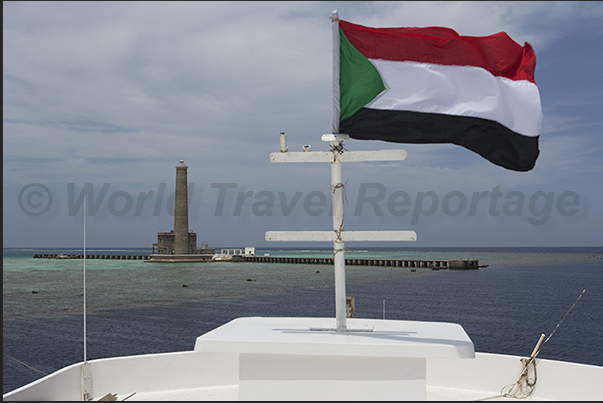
[150,160,215,261]
[173,159,189,254]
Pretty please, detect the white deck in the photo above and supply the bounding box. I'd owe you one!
[97,352,603,402]
[124,384,545,401]
[4,317,602,401]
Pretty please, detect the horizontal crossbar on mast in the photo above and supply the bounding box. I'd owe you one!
[265,230,417,242]
[270,149,407,163]
[268,133,413,332]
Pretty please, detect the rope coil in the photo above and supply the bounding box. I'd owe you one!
[500,346,540,398]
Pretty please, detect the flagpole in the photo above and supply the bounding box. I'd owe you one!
[329,10,346,330]
[329,137,347,331]
[266,11,414,333]
[330,10,340,135]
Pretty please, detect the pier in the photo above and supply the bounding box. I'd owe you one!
[33,253,150,261]
[33,253,480,269]
[244,256,479,270]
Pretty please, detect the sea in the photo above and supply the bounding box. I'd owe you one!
[3,246,603,394]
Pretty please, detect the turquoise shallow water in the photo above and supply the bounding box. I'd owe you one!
[4,247,602,319]
[3,247,603,394]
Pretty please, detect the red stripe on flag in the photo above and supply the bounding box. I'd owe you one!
[340,20,536,83]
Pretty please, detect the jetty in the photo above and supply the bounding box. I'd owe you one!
[33,253,479,269]
[33,253,150,261]
[244,255,479,270]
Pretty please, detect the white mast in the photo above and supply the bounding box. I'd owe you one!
[266,12,416,332]
[266,134,415,331]
[330,136,346,330]
[331,10,340,135]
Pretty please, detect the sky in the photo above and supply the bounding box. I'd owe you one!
[3,1,603,249]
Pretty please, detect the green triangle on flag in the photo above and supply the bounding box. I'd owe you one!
[339,28,387,122]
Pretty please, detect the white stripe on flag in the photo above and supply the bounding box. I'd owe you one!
[366,60,542,137]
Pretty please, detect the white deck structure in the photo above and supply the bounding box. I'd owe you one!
[4,316,602,401]
[195,317,473,401]
[212,248,254,261]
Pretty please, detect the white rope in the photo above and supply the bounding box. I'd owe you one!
[331,182,346,245]
[500,356,538,398]
[330,142,347,246]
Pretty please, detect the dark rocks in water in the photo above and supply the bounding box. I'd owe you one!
[182,284,189,288]
[448,259,479,270]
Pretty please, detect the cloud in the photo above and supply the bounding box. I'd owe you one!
[3,1,603,247]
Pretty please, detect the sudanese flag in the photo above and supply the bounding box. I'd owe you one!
[335,19,542,172]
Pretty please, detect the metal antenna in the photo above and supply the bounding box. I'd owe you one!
[83,193,87,362]
[501,289,587,398]
[81,194,92,401]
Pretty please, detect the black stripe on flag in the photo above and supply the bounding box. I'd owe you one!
[340,108,539,172]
